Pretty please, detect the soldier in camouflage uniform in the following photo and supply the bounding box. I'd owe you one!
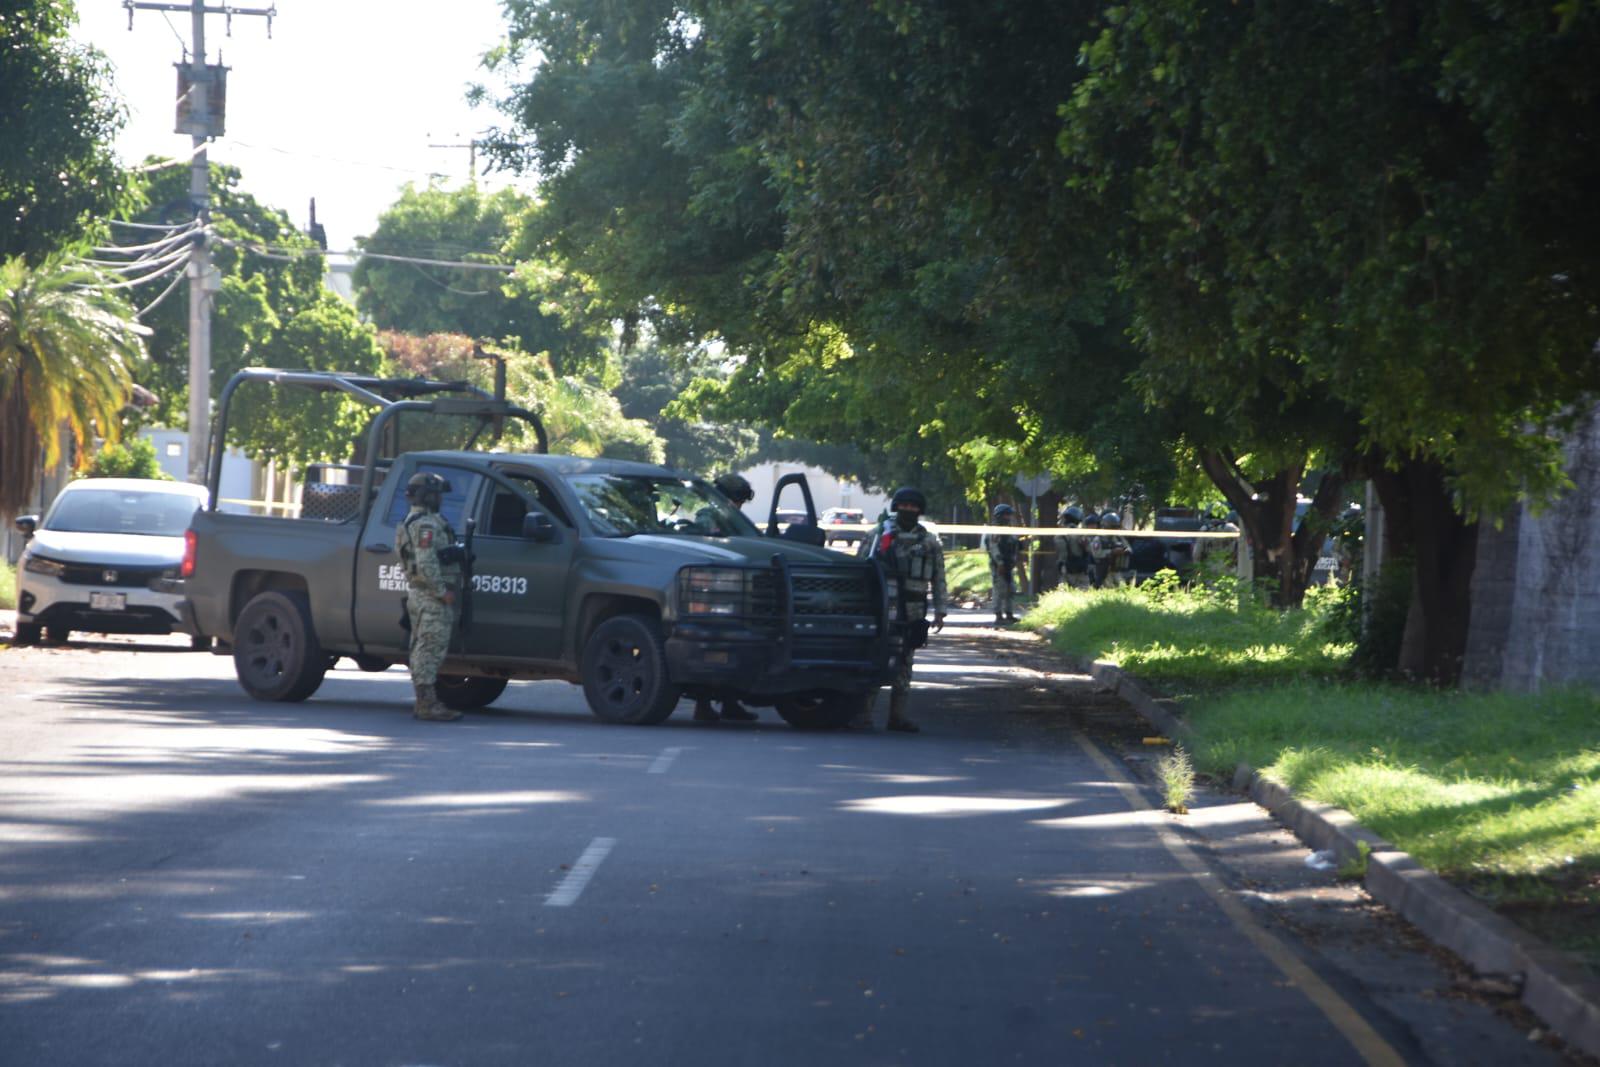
[397,471,463,722]
[860,486,947,733]
[1096,510,1134,588]
[981,503,1022,625]
[1054,505,1092,590]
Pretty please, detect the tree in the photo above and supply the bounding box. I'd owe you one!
[353,184,605,376]
[84,436,170,480]
[124,162,322,429]
[1063,0,1600,679]
[488,0,1151,507]
[0,255,147,517]
[376,330,665,464]
[0,1,131,262]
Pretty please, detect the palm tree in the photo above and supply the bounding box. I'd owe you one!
[0,255,148,517]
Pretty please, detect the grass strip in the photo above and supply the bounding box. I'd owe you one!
[1021,582,1353,691]
[0,561,14,611]
[1021,582,1598,966]
[1191,682,1600,966]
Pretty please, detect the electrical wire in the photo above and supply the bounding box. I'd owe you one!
[407,260,491,296]
[136,268,188,319]
[217,237,516,272]
[87,227,201,262]
[87,244,194,278]
[89,254,191,291]
[130,142,209,173]
[109,218,197,233]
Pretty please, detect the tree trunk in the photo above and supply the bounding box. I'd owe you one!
[1196,448,1341,608]
[1367,455,1478,685]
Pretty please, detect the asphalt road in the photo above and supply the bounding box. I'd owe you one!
[0,615,1573,1066]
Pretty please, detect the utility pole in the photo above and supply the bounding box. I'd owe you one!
[427,135,486,183]
[124,0,276,483]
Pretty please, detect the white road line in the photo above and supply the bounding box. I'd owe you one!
[544,837,616,908]
[647,746,683,774]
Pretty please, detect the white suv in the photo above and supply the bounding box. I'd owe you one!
[13,478,209,646]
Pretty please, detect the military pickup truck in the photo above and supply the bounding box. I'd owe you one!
[175,369,901,729]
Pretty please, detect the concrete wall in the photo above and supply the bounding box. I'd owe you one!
[1463,408,1600,690]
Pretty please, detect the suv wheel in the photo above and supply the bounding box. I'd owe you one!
[233,591,328,702]
[775,690,871,730]
[12,622,41,646]
[45,625,70,644]
[580,614,680,725]
[436,675,508,710]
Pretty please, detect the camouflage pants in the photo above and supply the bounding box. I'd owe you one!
[1060,567,1092,590]
[892,645,916,695]
[990,564,1016,617]
[406,593,455,685]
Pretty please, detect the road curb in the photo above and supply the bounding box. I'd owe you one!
[1054,645,1600,1059]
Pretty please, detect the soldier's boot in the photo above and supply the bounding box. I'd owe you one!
[693,698,720,722]
[885,690,920,734]
[719,700,757,722]
[413,683,462,722]
[847,693,878,731]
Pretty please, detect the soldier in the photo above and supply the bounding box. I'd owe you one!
[1080,512,1103,588]
[860,486,947,733]
[694,472,759,723]
[1054,505,1091,590]
[397,471,463,722]
[981,503,1022,625]
[1098,510,1134,588]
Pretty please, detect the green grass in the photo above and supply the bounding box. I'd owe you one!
[0,560,14,611]
[1020,580,1599,965]
[1021,581,1352,691]
[1191,682,1600,965]
[944,549,994,600]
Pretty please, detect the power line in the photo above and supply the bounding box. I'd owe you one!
[137,267,189,318]
[216,237,517,272]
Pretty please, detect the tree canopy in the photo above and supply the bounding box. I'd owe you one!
[0,1,130,262]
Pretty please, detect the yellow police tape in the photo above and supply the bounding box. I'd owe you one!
[824,523,1239,539]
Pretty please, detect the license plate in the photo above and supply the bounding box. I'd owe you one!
[90,592,126,611]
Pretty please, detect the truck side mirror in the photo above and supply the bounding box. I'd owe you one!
[521,511,559,544]
[13,515,38,539]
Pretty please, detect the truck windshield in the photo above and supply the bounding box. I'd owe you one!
[567,474,759,538]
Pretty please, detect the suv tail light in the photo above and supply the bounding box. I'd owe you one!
[181,529,197,577]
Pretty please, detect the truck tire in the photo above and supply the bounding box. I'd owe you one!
[46,625,70,644]
[580,613,680,725]
[12,622,41,646]
[233,590,328,702]
[436,675,508,710]
[775,690,872,731]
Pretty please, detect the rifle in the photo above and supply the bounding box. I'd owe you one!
[458,518,477,639]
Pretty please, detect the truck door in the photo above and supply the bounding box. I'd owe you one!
[353,461,482,656]
[765,472,826,546]
[460,473,575,662]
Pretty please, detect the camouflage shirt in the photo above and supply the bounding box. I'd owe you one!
[869,518,948,617]
[397,506,461,601]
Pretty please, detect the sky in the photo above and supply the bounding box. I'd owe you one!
[71,0,531,252]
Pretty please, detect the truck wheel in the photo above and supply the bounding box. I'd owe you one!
[580,614,680,725]
[351,655,391,673]
[46,625,70,644]
[233,590,328,702]
[775,690,871,731]
[12,622,41,646]
[190,635,213,652]
[436,675,508,710]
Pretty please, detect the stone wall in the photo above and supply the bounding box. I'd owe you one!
[1463,408,1600,690]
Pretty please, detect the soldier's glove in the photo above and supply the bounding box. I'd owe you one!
[932,613,946,634]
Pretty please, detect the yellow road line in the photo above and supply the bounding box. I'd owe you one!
[1072,731,1408,1067]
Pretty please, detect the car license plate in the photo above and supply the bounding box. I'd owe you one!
[90,592,126,611]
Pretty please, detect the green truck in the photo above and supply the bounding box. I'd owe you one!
[175,369,902,729]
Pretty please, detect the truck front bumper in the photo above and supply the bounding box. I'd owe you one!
[665,622,894,697]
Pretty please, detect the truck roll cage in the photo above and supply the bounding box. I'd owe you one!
[205,367,548,517]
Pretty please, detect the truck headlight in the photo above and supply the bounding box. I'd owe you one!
[679,566,746,616]
[23,554,66,578]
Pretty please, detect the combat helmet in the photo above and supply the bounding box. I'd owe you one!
[1059,505,1084,525]
[713,472,754,505]
[1101,511,1123,529]
[991,503,1015,521]
[405,471,451,510]
[890,486,927,513]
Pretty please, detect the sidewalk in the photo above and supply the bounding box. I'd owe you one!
[1063,647,1600,1061]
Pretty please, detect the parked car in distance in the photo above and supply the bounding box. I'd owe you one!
[820,507,869,546]
[12,477,210,647]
